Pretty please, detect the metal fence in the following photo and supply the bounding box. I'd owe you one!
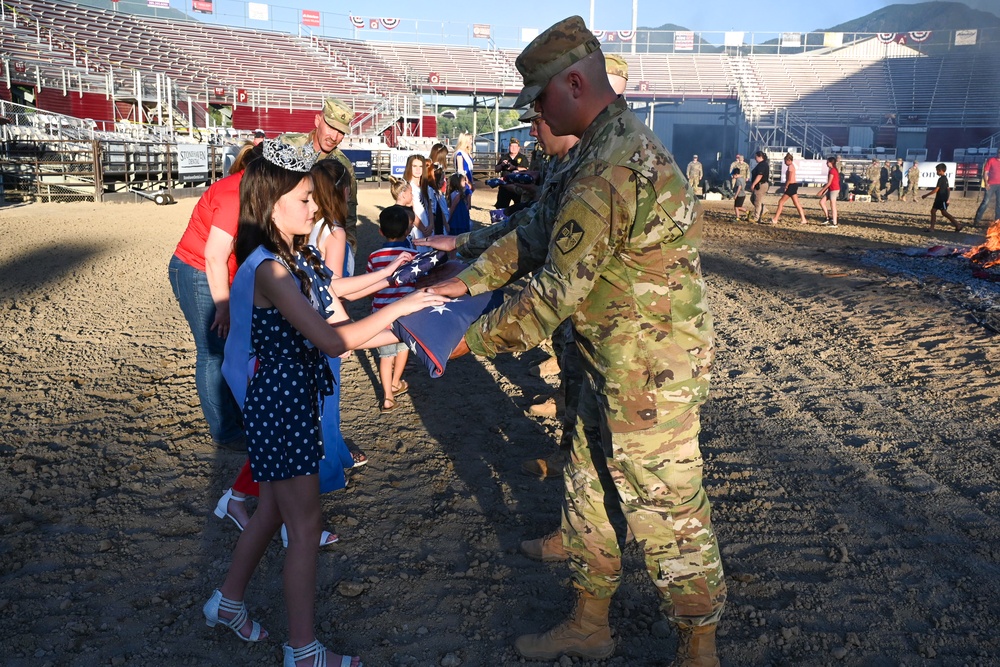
[0,139,229,203]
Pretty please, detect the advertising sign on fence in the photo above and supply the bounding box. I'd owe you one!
[302,10,320,27]
[177,144,209,183]
[248,2,269,22]
[342,150,373,180]
[473,24,491,39]
[192,0,213,14]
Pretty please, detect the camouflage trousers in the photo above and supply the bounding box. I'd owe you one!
[906,182,919,201]
[561,378,727,626]
[867,180,881,201]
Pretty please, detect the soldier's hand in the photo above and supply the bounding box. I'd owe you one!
[429,277,470,298]
[414,235,458,252]
[449,337,471,359]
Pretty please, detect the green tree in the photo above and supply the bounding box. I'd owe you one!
[437,107,523,139]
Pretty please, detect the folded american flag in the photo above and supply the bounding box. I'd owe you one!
[391,291,506,377]
[386,249,449,287]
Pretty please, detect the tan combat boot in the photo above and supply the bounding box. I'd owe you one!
[672,623,720,667]
[514,592,614,660]
[529,355,561,378]
[521,448,568,479]
[519,529,568,562]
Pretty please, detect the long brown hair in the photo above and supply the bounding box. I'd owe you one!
[235,155,320,297]
[402,154,425,183]
[229,142,256,175]
[419,160,439,212]
[309,159,349,236]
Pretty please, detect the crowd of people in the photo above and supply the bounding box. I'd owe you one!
[165,14,996,666]
[697,147,991,231]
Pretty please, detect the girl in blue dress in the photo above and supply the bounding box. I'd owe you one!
[203,140,448,667]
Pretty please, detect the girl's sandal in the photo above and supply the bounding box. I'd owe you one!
[380,399,397,414]
[283,639,362,667]
[203,589,267,642]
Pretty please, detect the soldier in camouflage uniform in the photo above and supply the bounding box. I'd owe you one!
[431,16,725,666]
[686,155,704,196]
[906,162,921,202]
[865,157,882,202]
[729,154,750,181]
[279,98,359,255]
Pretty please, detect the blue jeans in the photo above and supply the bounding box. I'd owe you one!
[975,184,1000,223]
[168,255,244,444]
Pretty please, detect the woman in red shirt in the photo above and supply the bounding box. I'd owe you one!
[168,144,256,449]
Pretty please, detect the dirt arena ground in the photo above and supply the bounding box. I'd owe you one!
[1,185,999,667]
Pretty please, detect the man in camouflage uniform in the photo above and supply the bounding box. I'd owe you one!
[724,154,750,198]
[605,53,629,95]
[729,154,750,180]
[431,16,725,666]
[686,154,704,196]
[278,98,359,253]
[865,157,882,202]
[906,161,921,202]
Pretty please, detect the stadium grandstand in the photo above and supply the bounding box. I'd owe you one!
[1,0,999,202]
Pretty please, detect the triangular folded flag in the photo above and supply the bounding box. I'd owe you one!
[386,249,449,287]
[391,291,505,377]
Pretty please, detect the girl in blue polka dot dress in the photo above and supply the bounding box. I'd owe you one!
[202,140,448,667]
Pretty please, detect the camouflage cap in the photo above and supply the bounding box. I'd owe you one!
[514,15,602,108]
[322,98,353,134]
[519,108,541,122]
[604,53,629,80]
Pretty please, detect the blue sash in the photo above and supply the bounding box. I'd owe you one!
[223,246,352,493]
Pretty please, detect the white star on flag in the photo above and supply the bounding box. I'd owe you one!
[428,254,440,265]
[430,304,451,315]
[409,264,422,275]
[408,339,418,354]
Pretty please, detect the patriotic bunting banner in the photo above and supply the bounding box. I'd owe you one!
[618,30,634,42]
[381,18,400,30]
[877,33,896,43]
[908,31,931,42]
[592,30,606,40]
[349,15,365,29]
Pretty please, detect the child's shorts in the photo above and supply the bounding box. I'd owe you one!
[734,195,746,207]
[932,199,948,212]
[377,341,408,359]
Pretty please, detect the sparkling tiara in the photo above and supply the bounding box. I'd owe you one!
[262,139,317,173]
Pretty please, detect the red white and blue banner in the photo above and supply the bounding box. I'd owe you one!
[592,30,635,43]
[349,16,401,30]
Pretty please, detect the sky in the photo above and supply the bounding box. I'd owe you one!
[157,0,988,48]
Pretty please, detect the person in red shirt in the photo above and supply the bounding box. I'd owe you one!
[817,156,840,227]
[168,144,256,450]
[974,148,1000,226]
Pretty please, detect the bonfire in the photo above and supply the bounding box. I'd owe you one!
[963,219,1000,279]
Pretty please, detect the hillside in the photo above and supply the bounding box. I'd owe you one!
[821,1,1000,32]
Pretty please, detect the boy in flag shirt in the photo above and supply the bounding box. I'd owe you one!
[367,206,415,412]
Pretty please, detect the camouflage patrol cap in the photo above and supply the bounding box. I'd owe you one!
[604,53,629,80]
[322,98,353,134]
[514,15,602,108]
[519,108,541,122]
